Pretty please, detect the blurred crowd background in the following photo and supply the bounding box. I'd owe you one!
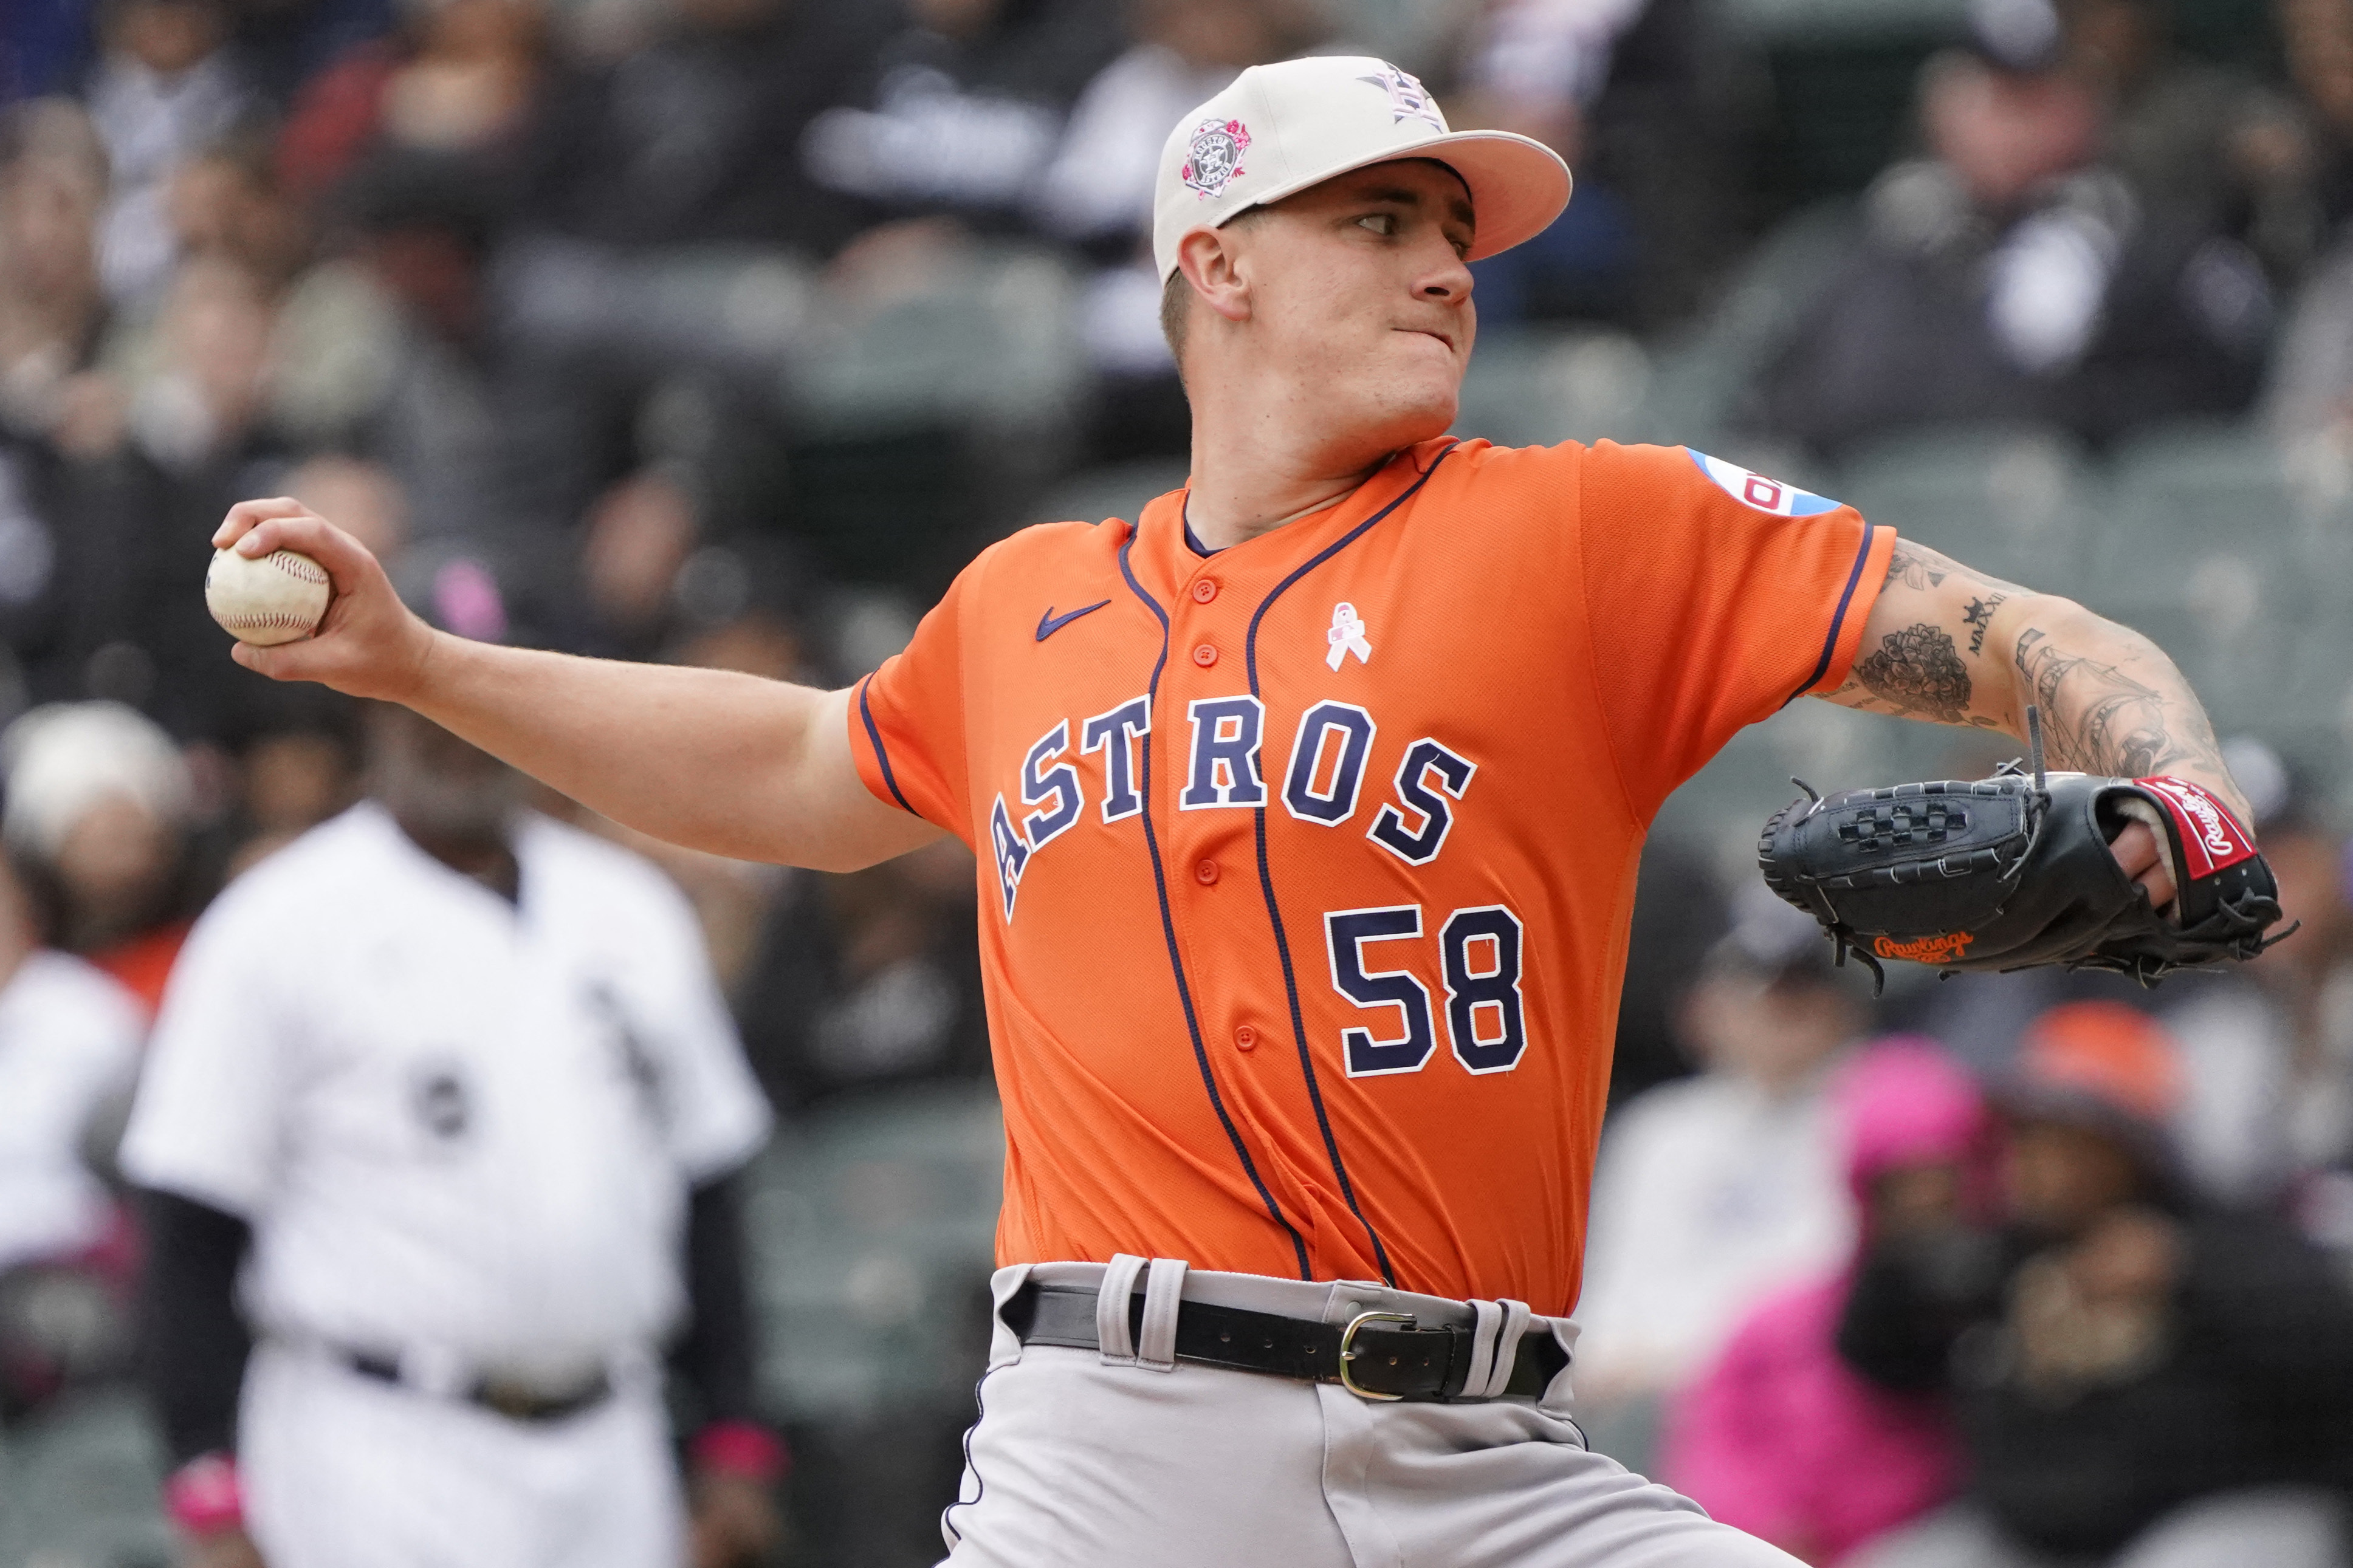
[5,0,2353,1561]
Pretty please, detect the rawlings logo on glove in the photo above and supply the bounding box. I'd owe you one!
[2134,776,2256,878]
[1757,714,2291,990]
[1873,931,1974,964]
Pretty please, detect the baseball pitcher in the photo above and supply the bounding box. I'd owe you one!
[204,56,2283,1567]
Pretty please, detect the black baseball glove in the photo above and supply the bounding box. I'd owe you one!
[1757,738,2289,989]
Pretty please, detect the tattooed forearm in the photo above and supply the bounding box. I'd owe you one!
[2012,625,2233,784]
[1854,623,1972,723]
[1826,544,2239,810]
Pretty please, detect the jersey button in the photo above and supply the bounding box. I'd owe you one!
[1234,1024,1258,1051]
[1192,643,1218,667]
[1192,578,1218,604]
[1194,858,1220,885]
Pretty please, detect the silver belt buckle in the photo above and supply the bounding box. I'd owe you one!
[1337,1310,1417,1402]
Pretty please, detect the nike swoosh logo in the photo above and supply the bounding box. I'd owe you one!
[1036,600,1112,641]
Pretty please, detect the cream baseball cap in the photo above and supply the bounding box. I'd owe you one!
[1153,56,1572,283]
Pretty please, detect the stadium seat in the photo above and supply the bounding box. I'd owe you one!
[1453,328,1654,451]
[785,247,1085,442]
[1635,201,1861,450]
[2074,424,2353,736]
[0,1385,173,1568]
[1836,424,2095,595]
[1720,0,1970,208]
[1020,459,1191,533]
[744,1086,1005,1423]
[2086,423,2301,599]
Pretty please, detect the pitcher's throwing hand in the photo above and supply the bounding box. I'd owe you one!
[210,499,435,702]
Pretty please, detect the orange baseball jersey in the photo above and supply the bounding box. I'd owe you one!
[852,436,1896,1314]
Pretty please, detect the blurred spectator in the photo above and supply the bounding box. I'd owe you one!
[277,0,543,202]
[84,0,255,306]
[3,0,100,103]
[0,99,112,449]
[271,153,520,581]
[1609,840,1727,1108]
[735,835,988,1112]
[800,0,1125,233]
[580,465,699,654]
[2154,773,2353,1205]
[225,0,397,108]
[1454,0,1649,159]
[165,128,311,293]
[1748,0,2271,459]
[1667,1038,1990,1566]
[122,251,278,473]
[122,700,782,1568]
[2067,0,2309,267]
[2261,228,2353,442]
[1571,886,1866,1465]
[2281,0,2353,235]
[0,851,147,1420]
[218,673,362,877]
[1443,0,1651,323]
[2244,0,2353,442]
[282,450,405,560]
[2,701,201,1015]
[1842,1002,2353,1568]
[1034,0,1330,459]
[478,0,902,556]
[1035,0,1324,251]
[27,250,297,736]
[517,0,891,258]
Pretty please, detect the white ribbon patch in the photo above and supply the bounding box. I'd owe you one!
[1327,602,1372,671]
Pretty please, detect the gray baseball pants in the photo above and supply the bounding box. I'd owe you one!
[936,1258,1805,1567]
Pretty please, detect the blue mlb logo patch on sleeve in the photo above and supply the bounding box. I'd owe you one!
[1686,450,1841,516]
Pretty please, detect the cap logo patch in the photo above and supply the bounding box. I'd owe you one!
[1686,449,1843,517]
[1358,64,1446,131]
[1181,118,1251,199]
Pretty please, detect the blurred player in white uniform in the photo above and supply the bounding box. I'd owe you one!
[119,702,782,1568]
[0,848,148,1414]
[0,863,145,1283]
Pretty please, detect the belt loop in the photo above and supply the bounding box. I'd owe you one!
[1477,1299,1534,1399]
[1097,1254,1147,1365]
[1136,1258,1187,1371]
[1457,1299,1503,1397]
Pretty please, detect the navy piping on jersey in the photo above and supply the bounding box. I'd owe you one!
[1240,439,1462,1289]
[1183,513,1218,558]
[1784,521,1883,708]
[1117,532,1314,1279]
[858,676,916,815]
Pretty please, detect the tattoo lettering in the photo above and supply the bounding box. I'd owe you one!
[2013,626,2230,780]
[1962,594,2005,656]
[1855,624,1972,723]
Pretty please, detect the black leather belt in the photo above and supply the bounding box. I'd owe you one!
[1003,1281,1568,1402]
[340,1350,614,1423]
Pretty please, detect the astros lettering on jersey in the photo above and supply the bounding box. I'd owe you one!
[856,437,1894,1313]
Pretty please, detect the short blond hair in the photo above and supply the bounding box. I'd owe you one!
[1158,206,1276,373]
[1159,265,1193,365]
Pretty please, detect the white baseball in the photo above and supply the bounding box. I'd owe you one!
[205,547,332,646]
